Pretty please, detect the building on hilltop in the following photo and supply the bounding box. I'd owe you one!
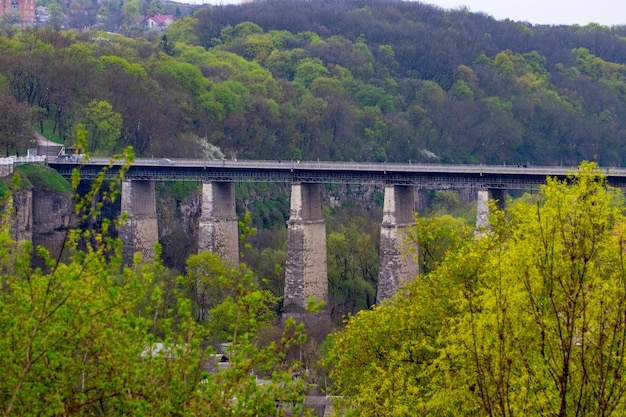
[0,0,36,24]
[138,14,174,32]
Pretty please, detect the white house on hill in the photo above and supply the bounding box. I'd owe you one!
[139,14,174,32]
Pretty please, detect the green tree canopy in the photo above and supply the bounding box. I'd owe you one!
[0,143,313,416]
[327,162,626,416]
[46,2,63,30]
[0,91,33,156]
[146,0,164,15]
[83,99,122,154]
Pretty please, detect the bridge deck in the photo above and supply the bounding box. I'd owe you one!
[46,158,626,190]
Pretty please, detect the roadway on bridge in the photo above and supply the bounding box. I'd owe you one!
[47,157,626,190]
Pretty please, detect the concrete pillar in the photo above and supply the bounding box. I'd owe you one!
[377,184,419,304]
[198,181,239,265]
[283,182,328,313]
[119,180,158,263]
[476,188,506,231]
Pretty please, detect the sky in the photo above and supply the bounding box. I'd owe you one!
[193,0,626,27]
[422,0,626,26]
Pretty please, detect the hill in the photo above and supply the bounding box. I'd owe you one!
[2,0,626,166]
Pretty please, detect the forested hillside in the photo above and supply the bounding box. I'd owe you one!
[3,0,626,166]
[7,4,626,412]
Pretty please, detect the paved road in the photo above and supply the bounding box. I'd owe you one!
[47,157,626,190]
[80,157,584,175]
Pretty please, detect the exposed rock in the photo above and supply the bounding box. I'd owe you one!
[31,189,73,262]
[1,186,73,265]
[32,189,72,232]
[158,190,201,268]
[8,188,33,242]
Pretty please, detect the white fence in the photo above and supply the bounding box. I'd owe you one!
[0,155,47,177]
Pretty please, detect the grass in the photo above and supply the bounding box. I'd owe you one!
[0,180,9,198]
[14,164,72,194]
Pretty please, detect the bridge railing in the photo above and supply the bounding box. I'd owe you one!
[0,155,48,177]
[115,158,592,177]
[62,156,613,173]
[0,155,47,165]
[13,156,48,165]
[50,157,626,186]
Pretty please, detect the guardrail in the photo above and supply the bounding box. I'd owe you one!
[0,155,47,177]
[79,157,576,173]
[46,157,626,189]
[0,156,47,165]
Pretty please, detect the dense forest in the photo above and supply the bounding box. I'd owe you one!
[2,0,626,332]
[329,163,626,416]
[5,2,626,414]
[3,0,626,167]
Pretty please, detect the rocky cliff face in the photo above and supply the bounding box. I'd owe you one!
[158,191,202,268]
[33,190,73,263]
[4,187,73,264]
[8,189,33,242]
[31,189,73,233]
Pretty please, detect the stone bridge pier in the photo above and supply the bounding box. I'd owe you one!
[111,179,510,308]
[377,184,419,304]
[476,188,507,231]
[283,182,328,313]
[119,180,158,264]
[198,181,239,265]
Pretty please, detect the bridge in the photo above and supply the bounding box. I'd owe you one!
[46,158,623,311]
[47,157,626,188]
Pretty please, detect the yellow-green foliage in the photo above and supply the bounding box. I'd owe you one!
[328,162,626,416]
[0,151,313,416]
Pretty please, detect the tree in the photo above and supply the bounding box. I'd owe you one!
[98,55,167,156]
[83,99,122,154]
[146,0,164,15]
[293,58,329,89]
[327,219,379,320]
[404,213,472,274]
[184,250,231,323]
[121,0,141,37]
[66,1,95,30]
[159,34,175,56]
[0,135,313,416]
[0,11,20,35]
[325,268,452,416]
[47,2,64,30]
[165,16,199,45]
[327,163,626,416]
[436,162,626,416]
[0,92,33,156]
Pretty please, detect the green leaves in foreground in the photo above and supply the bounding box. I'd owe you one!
[0,141,312,416]
[328,162,626,416]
